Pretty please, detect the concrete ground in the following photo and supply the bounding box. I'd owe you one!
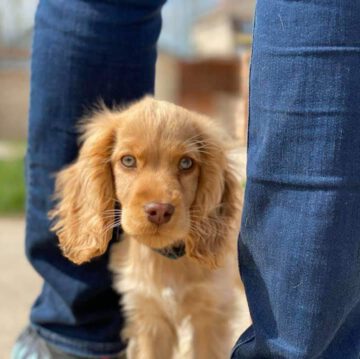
[0,216,41,358]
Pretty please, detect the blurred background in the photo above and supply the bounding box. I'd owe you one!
[0,0,254,356]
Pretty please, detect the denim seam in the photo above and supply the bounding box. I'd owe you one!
[231,324,256,358]
[32,324,125,356]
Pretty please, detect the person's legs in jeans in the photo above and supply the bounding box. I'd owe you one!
[233,1,360,358]
[18,0,164,356]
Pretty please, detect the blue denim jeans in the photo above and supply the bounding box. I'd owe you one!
[232,0,360,358]
[26,0,164,356]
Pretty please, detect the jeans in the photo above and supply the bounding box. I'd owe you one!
[26,0,164,356]
[232,0,360,358]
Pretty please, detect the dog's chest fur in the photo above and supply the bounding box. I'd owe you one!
[110,238,235,326]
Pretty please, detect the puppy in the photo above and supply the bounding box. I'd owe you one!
[50,97,242,359]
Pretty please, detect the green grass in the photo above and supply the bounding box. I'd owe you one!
[0,157,25,215]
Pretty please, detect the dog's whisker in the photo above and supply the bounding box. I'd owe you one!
[103,208,122,212]
[101,215,121,220]
[189,140,222,150]
[196,148,213,153]
[191,142,217,149]
[103,210,123,215]
[101,214,122,218]
[181,134,203,146]
[102,212,122,217]
[181,148,213,157]
[104,220,122,232]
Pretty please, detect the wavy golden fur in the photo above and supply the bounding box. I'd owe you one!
[50,97,243,358]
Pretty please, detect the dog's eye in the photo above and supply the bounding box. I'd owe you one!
[179,157,194,171]
[121,155,137,168]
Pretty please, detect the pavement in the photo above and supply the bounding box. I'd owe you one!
[0,216,42,358]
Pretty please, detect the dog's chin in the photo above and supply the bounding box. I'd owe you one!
[121,216,190,249]
[122,221,188,249]
[132,233,183,250]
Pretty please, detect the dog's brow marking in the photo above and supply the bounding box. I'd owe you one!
[182,134,203,145]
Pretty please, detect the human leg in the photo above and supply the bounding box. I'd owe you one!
[18,0,164,356]
[233,1,360,358]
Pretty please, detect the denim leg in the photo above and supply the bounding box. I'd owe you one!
[233,1,360,358]
[26,0,164,356]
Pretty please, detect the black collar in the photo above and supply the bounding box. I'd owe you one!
[152,241,186,260]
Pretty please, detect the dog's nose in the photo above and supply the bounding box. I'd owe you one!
[144,202,175,225]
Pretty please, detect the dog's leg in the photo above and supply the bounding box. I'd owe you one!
[191,312,233,359]
[183,286,234,359]
[124,295,178,359]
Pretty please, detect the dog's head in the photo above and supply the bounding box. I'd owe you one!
[50,97,239,268]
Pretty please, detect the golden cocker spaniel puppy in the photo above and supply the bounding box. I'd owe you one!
[50,97,242,359]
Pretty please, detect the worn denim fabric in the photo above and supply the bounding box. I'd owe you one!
[26,0,164,356]
[232,1,360,358]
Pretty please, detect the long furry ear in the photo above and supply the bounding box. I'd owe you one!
[186,120,240,269]
[49,110,117,264]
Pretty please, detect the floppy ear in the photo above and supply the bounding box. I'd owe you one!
[186,122,240,269]
[49,110,117,264]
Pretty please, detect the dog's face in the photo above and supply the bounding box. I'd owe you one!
[112,113,201,249]
[50,98,239,268]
